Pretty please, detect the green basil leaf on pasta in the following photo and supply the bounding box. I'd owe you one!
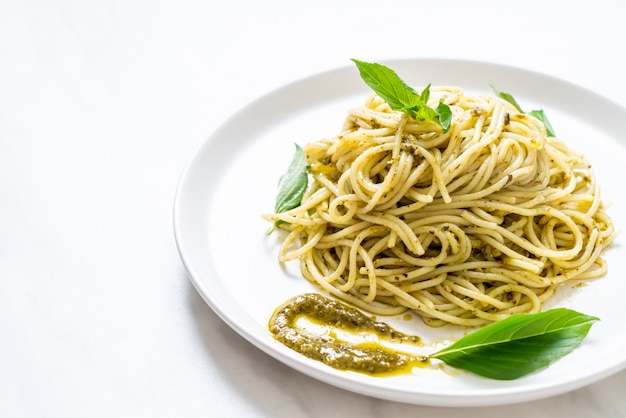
[351,59,451,133]
[491,85,556,137]
[351,59,421,114]
[435,99,453,133]
[430,308,599,380]
[490,84,524,113]
[271,144,308,232]
[528,109,556,137]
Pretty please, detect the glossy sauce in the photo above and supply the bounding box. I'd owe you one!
[268,293,429,375]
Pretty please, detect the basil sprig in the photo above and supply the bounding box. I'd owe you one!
[352,59,452,133]
[269,144,308,233]
[491,85,556,137]
[431,308,598,380]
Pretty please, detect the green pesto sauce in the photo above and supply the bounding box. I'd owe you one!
[268,293,429,375]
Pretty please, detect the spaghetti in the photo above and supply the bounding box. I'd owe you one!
[268,87,616,327]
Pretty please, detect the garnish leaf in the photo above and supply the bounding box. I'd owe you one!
[490,85,524,113]
[528,109,556,138]
[351,59,451,133]
[436,100,453,132]
[491,85,556,137]
[270,144,308,233]
[430,308,598,380]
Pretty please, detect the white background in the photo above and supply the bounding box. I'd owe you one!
[1,0,625,417]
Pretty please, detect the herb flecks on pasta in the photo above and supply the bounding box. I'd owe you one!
[267,81,615,327]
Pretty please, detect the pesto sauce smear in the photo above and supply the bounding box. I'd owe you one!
[269,293,429,375]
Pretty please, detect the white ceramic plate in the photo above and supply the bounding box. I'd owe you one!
[173,59,626,407]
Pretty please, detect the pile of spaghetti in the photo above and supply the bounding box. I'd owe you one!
[268,87,616,327]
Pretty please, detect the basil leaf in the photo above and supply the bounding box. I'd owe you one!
[351,59,421,114]
[430,308,598,380]
[351,59,451,133]
[490,84,524,113]
[270,144,308,233]
[436,100,453,133]
[491,85,556,137]
[528,109,556,138]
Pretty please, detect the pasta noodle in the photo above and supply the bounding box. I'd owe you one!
[268,87,616,327]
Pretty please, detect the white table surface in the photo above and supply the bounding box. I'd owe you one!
[2,0,626,416]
